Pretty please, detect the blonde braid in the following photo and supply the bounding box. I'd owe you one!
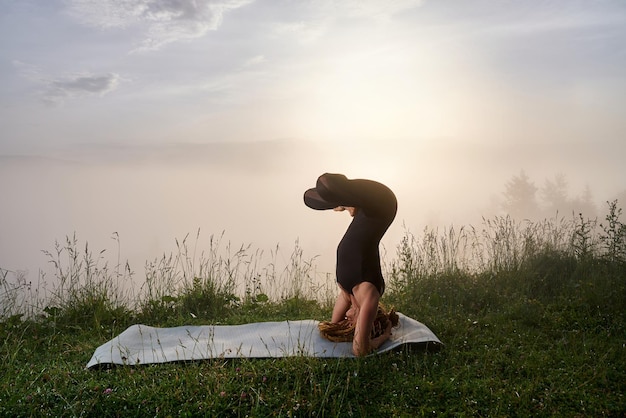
[318,304,399,342]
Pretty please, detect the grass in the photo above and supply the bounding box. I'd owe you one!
[1,202,625,417]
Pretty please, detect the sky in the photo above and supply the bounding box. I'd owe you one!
[1,0,625,287]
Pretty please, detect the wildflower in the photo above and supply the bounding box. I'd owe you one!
[103,388,113,395]
[219,391,226,397]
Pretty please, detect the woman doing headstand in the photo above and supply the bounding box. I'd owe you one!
[304,173,398,356]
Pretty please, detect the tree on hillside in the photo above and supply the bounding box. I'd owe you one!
[541,174,597,218]
[500,172,598,220]
[502,170,540,219]
[571,184,597,218]
[541,173,569,216]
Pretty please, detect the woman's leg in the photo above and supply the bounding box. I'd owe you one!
[316,173,396,219]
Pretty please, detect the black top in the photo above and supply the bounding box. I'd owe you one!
[304,173,397,295]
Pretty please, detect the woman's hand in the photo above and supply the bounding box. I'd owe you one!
[334,206,357,217]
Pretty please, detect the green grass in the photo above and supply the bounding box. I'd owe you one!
[1,204,625,417]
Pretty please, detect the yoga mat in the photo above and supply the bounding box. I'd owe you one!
[87,313,441,368]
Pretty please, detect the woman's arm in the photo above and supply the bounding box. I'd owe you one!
[331,290,351,323]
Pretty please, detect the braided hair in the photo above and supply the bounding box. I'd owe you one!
[318,304,399,342]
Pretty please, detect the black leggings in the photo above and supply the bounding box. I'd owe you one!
[314,173,397,295]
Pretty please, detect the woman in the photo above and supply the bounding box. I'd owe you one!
[304,173,398,356]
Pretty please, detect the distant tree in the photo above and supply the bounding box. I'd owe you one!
[502,170,540,219]
[571,184,597,218]
[541,173,569,216]
[541,174,598,218]
[500,172,602,221]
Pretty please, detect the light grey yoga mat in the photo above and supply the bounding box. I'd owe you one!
[86,313,441,368]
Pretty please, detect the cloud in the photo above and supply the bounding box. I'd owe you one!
[13,61,120,105]
[337,0,423,20]
[243,55,265,68]
[483,6,626,37]
[46,73,120,101]
[271,20,328,44]
[271,0,422,44]
[65,0,254,51]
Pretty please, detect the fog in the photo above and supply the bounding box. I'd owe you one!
[2,0,625,305]
[1,139,624,289]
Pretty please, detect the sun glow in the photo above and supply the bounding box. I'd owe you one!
[305,47,417,142]
[296,36,476,148]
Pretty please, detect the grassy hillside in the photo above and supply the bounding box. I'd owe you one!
[1,203,624,417]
